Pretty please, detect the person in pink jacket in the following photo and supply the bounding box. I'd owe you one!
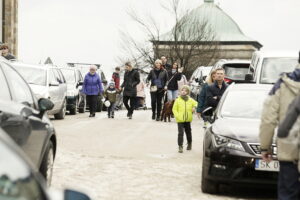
[135,80,146,109]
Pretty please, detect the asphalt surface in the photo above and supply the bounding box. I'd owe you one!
[51,110,276,200]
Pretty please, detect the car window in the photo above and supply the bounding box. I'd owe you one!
[52,69,62,84]
[57,69,66,83]
[220,90,268,119]
[0,142,47,200]
[260,57,298,84]
[1,63,34,107]
[12,66,47,86]
[0,67,11,101]
[49,70,56,84]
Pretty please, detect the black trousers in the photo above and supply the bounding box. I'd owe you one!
[177,122,192,146]
[278,161,300,200]
[151,90,164,116]
[86,95,97,114]
[123,96,135,115]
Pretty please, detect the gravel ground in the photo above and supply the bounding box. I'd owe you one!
[51,110,276,200]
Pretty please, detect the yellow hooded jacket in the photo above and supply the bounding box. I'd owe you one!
[172,96,198,123]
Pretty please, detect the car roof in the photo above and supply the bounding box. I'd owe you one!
[12,62,50,70]
[253,50,298,58]
[216,59,251,65]
[227,83,273,92]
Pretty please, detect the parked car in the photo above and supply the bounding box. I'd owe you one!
[12,62,67,119]
[0,59,57,185]
[0,127,91,200]
[189,66,213,100]
[213,59,250,84]
[59,67,85,114]
[245,51,299,84]
[201,84,277,194]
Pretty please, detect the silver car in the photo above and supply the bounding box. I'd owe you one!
[12,62,67,119]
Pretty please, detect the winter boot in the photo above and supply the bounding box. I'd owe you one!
[156,114,160,121]
[187,143,192,150]
[152,112,156,120]
[178,146,183,153]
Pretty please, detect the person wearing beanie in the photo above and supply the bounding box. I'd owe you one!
[104,81,119,118]
[172,85,198,153]
[259,51,300,199]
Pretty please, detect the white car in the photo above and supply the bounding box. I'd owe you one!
[12,62,67,119]
[245,51,299,84]
[189,66,213,100]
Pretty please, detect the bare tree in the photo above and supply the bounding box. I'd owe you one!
[118,0,219,78]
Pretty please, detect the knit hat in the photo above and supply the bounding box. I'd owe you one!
[109,82,115,87]
[181,85,190,95]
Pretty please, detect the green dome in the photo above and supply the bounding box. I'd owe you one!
[161,0,256,42]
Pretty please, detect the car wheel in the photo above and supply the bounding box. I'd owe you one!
[201,158,219,194]
[70,99,77,115]
[40,141,54,187]
[54,99,66,119]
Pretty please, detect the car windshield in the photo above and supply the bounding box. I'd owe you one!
[260,57,298,84]
[14,66,47,86]
[202,68,212,77]
[220,90,268,119]
[224,64,249,80]
[60,69,76,84]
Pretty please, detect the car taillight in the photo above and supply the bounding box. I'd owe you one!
[224,78,232,83]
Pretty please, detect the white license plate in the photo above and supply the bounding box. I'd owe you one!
[255,159,280,172]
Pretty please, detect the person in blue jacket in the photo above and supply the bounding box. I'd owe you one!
[83,65,104,117]
[196,69,216,128]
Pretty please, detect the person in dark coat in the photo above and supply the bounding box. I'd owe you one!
[121,62,140,119]
[196,69,217,128]
[205,68,228,110]
[0,44,16,60]
[161,56,172,71]
[83,65,104,117]
[166,62,182,101]
[147,59,168,121]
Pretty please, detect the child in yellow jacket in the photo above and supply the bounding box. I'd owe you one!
[172,85,198,153]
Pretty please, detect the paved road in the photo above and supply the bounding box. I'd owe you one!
[51,110,276,200]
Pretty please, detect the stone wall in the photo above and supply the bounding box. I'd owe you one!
[2,0,18,56]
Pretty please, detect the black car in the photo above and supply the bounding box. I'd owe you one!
[59,67,85,114]
[0,59,57,185]
[0,127,91,200]
[201,84,278,194]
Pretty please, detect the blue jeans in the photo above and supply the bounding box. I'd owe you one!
[167,90,178,101]
[278,161,300,200]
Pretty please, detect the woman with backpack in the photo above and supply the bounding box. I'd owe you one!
[147,59,168,121]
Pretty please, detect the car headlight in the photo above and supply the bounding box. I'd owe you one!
[213,135,245,152]
[67,91,76,97]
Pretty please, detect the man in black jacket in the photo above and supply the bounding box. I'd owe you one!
[205,68,228,110]
[161,56,171,71]
[121,62,140,119]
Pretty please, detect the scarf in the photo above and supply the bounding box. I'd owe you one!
[180,95,189,101]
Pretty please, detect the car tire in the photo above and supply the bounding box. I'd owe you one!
[70,99,77,115]
[54,99,66,119]
[40,141,54,187]
[201,158,219,194]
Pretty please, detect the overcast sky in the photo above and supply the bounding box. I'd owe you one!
[19,0,300,75]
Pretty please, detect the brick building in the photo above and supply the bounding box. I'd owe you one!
[0,0,18,56]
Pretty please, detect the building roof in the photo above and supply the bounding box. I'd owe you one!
[160,0,261,46]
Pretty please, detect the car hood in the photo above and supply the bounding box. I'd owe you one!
[212,117,261,143]
[29,84,48,99]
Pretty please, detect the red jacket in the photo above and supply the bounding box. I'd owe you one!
[112,72,120,90]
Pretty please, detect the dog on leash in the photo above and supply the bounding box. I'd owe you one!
[161,100,175,122]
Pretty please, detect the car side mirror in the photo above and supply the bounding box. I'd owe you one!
[78,81,83,86]
[250,66,255,73]
[245,73,254,82]
[202,107,215,123]
[195,78,199,83]
[49,81,59,87]
[64,189,91,200]
[38,98,54,113]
